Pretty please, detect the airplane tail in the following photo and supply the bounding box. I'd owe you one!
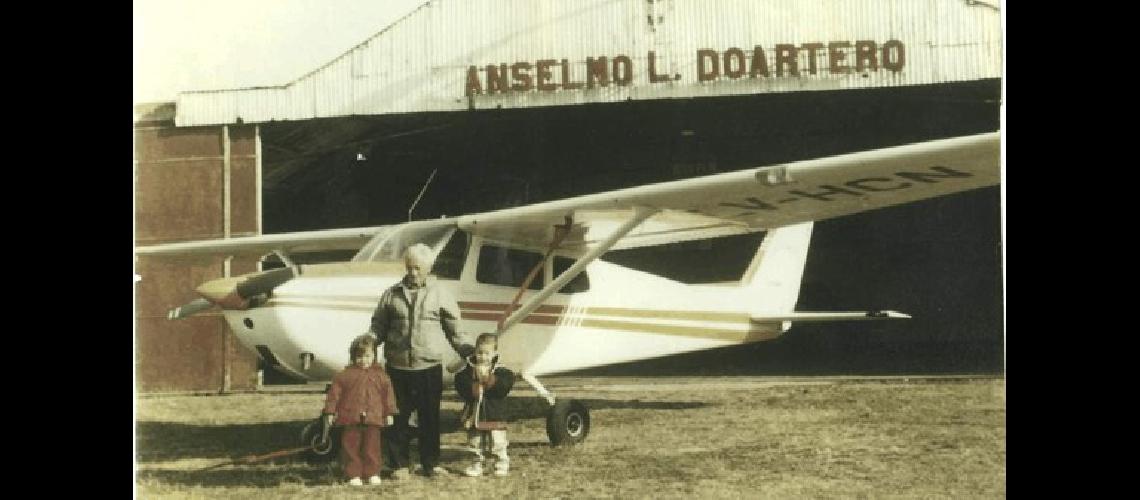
[738,222,911,326]
[739,222,814,315]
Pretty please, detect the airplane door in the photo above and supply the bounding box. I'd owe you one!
[458,237,556,370]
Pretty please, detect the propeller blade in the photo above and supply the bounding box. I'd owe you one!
[236,267,299,298]
[167,298,214,320]
[195,267,301,310]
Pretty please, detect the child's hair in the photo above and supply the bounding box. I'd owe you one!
[475,333,498,349]
[349,334,378,361]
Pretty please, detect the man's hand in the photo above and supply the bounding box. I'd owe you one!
[385,415,394,426]
[325,413,336,426]
[446,355,466,373]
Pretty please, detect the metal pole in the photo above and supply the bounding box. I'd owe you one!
[408,169,438,221]
[222,125,232,394]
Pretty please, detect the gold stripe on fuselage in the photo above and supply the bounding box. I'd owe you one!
[457,301,749,323]
[261,298,769,342]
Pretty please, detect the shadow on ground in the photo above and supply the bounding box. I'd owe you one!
[491,396,708,426]
[137,420,313,462]
[137,439,558,488]
[137,396,707,464]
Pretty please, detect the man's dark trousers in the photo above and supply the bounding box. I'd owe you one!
[382,366,443,471]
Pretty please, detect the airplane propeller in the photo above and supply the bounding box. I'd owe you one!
[166,267,301,320]
[234,267,300,303]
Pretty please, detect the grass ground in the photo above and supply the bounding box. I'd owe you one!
[136,376,1004,499]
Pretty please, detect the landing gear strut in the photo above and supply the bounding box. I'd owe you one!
[522,373,591,446]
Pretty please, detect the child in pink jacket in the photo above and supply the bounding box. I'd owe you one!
[323,334,398,486]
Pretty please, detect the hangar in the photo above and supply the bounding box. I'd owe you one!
[134,0,1003,392]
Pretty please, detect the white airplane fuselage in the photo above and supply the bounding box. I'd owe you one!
[224,257,785,382]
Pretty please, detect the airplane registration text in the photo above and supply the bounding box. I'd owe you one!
[719,166,972,213]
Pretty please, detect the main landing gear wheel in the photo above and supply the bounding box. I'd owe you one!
[300,418,338,462]
[546,399,590,446]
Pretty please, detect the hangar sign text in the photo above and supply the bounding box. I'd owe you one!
[464,40,905,97]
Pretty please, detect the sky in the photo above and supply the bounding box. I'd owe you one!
[133,0,427,104]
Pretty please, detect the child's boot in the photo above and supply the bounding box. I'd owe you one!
[464,461,484,477]
[493,460,509,477]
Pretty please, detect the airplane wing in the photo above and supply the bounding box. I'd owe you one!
[136,132,999,258]
[458,132,1000,251]
[135,226,384,260]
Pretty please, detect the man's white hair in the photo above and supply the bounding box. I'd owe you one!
[403,243,435,267]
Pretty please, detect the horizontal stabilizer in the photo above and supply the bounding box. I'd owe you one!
[751,311,911,323]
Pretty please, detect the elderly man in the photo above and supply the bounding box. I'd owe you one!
[371,243,474,479]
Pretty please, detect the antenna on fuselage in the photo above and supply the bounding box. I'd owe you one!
[407,168,438,221]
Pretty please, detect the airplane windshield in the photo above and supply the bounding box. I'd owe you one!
[351,220,457,263]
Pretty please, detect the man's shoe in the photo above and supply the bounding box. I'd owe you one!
[422,465,449,478]
[389,468,412,481]
[464,463,484,477]
[347,477,364,486]
[367,475,383,485]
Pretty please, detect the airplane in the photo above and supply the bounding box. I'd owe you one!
[136,131,1001,455]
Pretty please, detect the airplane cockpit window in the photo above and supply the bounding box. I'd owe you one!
[351,221,457,263]
[350,226,397,262]
[554,256,590,293]
[431,230,468,279]
[476,244,544,290]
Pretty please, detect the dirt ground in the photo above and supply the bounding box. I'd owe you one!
[136,375,1005,499]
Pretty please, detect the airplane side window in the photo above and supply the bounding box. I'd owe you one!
[476,245,543,290]
[431,231,468,280]
[554,256,590,293]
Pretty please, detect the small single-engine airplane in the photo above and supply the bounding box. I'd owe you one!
[136,131,1000,452]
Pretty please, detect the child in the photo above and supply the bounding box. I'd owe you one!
[323,334,398,486]
[455,333,515,477]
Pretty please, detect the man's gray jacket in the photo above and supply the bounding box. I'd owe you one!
[370,277,474,371]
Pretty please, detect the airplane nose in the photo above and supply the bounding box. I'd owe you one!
[195,267,300,310]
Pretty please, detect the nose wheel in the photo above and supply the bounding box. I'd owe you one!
[300,418,338,462]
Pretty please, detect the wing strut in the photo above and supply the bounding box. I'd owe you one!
[497,216,574,331]
[498,207,660,335]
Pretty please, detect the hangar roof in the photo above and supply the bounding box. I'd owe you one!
[134,102,176,125]
[174,0,1001,127]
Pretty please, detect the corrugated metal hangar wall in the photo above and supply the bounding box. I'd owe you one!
[177,0,1000,125]
[135,0,1002,391]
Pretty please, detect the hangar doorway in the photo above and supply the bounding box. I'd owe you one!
[255,79,1002,376]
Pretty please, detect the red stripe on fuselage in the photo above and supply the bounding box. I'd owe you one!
[460,310,561,326]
